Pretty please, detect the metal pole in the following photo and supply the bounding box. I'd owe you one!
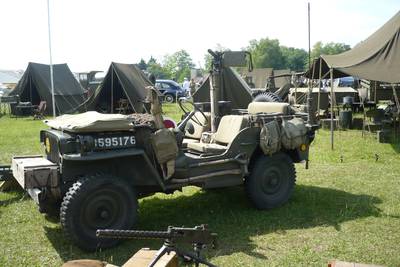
[307,60,316,124]
[111,69,113,112]
[47,0,56,117]
[308,2,311,71]
[317,57,322,117]
[330,68,334,150]
[306,2,313,125]
[209,74,218,133]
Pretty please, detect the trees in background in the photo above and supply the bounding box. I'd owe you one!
[247,38,286,69]
[311,41,351,59]
[163,50,195,82]
[139,41,351,79]
[139,50,194,83]
[247,38,350,71]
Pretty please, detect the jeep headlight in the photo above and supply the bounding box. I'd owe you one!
[78,135,95,153]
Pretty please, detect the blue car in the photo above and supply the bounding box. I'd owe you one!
[155,79,187,103]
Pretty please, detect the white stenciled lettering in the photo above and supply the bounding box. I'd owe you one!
[105,138,111,147]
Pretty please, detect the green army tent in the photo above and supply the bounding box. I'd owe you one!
[305,11,400,150]
[10,62,86,115]
[82,62,152,113]
[193,67,253,109]
[306,11,400,83]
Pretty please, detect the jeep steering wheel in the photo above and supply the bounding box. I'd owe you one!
[178,99,208,127]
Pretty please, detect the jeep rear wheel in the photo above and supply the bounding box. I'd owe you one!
[246,153,295,209]
[60,174,138,251]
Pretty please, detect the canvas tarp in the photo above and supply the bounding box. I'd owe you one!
[237,67,273,88]
[44,111,134,132]
[10,62,85,115]
[192,67,253,109]
[306,11,400,83]
[82,62,152,113]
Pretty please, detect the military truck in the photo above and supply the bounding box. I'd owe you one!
[11,50,316,251]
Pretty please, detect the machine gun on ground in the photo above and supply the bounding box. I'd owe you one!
[96,225,217,267]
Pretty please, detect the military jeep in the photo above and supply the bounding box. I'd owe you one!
[11,51,316,251]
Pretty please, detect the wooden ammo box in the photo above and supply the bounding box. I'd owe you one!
[11,156,59,202]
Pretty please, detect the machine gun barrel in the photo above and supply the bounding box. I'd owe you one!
[207,49,218,58]
[96,229,173,240]
[97,225,217,247]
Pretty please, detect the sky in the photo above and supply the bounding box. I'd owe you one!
[0,0,399,72]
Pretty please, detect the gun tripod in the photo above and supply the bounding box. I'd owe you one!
[149,238,216,267]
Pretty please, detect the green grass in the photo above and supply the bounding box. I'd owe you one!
[1,111,400,266]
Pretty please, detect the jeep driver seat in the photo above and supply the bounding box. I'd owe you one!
[182,112,211,146]
[187,115,248,154]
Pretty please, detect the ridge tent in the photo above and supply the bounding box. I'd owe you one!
[192,67,253,109]
[10,62,86,115]
[82,62,152,113]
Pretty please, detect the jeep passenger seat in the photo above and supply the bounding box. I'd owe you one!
[187,115,249,154]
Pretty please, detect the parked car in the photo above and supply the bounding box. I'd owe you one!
[155,79,186,103]
[334,76,357,88]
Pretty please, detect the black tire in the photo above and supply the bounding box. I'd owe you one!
[164,94,175,103]
[60,174,138,251]
[253,92,282,102]
[246,153,296,209]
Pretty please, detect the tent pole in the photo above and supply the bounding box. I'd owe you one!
[330,68,334,150]
[307,59,316,124]
[47,0,56,117]
[111,69,114,113]
[29,75,32,102]
[317,58,322,118]
[374,81,377,103]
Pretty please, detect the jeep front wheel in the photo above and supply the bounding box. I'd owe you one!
[246,153,296,209]
[60,174,138,251]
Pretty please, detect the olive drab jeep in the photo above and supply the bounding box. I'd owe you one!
[10,50,317,251]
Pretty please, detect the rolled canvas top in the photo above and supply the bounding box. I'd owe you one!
[44,111,134,132]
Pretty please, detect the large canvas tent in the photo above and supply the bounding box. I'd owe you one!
[82,62,152,113]
[305,11,400,149]
[10,62,85,115]
[192,67,253,109]
[306,11,400,83]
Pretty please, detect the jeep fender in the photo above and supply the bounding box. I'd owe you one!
[61,148,165,190]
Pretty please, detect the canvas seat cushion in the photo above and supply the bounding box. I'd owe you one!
[186,142,227,154]
[247,102,290,115]
[182,138,200,144]
[187,115,248,154]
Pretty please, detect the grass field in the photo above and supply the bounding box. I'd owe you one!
[0,107,400,266]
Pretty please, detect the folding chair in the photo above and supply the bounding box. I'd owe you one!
[33,101,47,119]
